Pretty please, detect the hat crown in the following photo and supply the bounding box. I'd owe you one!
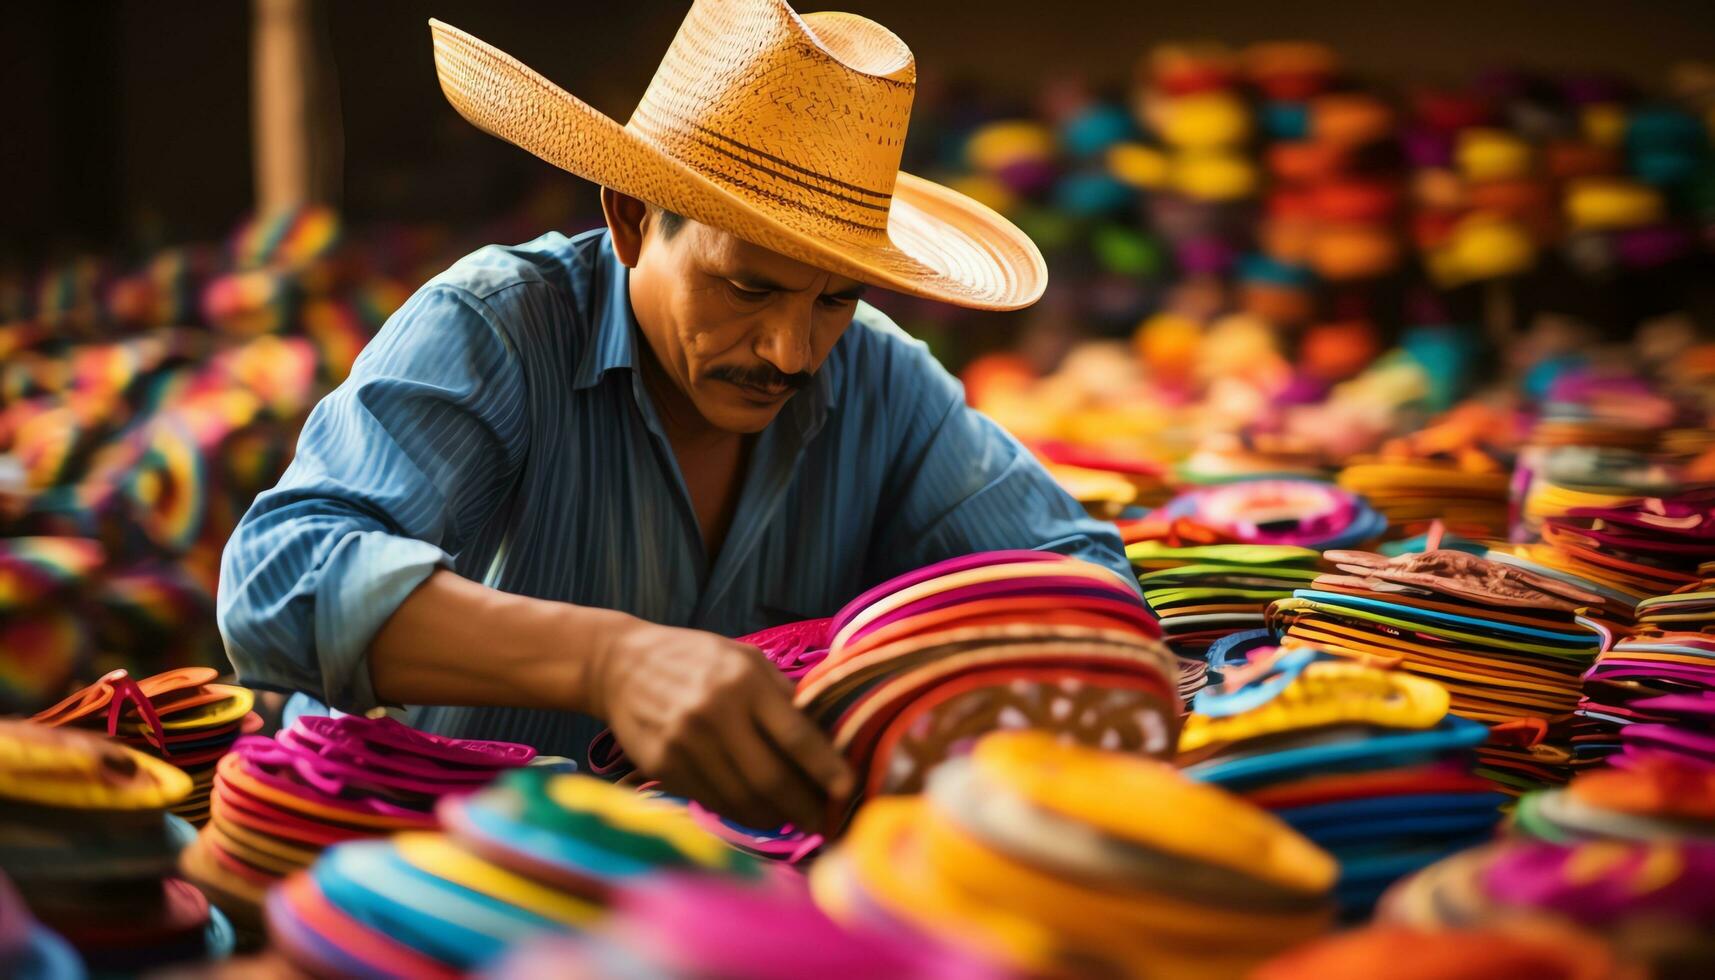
[627,0,915,245]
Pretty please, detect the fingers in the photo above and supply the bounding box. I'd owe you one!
[752,684,855,807]
[605,629,850,834]
[681,723,789,831]
[712,710,827,833]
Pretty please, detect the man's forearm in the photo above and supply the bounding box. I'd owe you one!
[366,569,636,713]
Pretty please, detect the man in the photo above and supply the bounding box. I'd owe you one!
[218,0,1131,833]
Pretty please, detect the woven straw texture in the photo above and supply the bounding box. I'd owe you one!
[429,0,1046,310]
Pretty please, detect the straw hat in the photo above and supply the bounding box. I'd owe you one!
[429,0,1047,311]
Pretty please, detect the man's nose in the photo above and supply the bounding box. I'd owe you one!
[754,310,813,377]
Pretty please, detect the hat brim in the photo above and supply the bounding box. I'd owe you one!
[429,19,1046,311]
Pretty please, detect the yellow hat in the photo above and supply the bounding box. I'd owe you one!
[1160,92,1252,149]
[1565,179,1665,232]
[1457,129,1534,183]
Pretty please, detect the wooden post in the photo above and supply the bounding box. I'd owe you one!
[252,0,341,214]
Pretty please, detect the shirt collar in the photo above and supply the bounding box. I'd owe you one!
[571,233,640,391]
[570,229,843,440]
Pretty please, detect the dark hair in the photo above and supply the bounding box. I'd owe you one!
[652,205,686,240]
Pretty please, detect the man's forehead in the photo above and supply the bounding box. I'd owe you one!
[690,221,864,293]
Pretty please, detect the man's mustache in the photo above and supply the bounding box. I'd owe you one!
[708,365,814,391]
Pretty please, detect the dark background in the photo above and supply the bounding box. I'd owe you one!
[6,0,1715,262]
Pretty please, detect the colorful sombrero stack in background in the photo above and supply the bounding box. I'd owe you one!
[795,551,1181,819]
[812,731,1337,978]
[0,720,234,974]
[1635,560,1715,637]
[268,769,759,977]
[1380,837,1715,979]
[0,202,452,698]
[1339,457,1513,544]
[1126,541,1326,695]
[180,713,534,933]
[1514,755,1715,843]
[1338,404,1521,543]
[31,666,260,826]
[1510,374,1704,546]
[0,537,103,715]
[1268,548,1608,792]
[1574,631,1715,770]
[1528,491,1715,611]
[1155,479,1386,550]
[1032,440,1172,519]
[1179,643,1504,916]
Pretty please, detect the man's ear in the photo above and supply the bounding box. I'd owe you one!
[601,187,649,268]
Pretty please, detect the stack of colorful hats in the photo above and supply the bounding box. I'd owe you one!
[1253,922,1639,980]
[1483,546,1640,642]
[1533,491,1715,608]
[1635,560,1715,636]
[1268,548,1608,791]
[793,551,1181,816]
[1515,754,1715,843]
[1125,541,1325,691]
[812,731,1337,977]
[1337,404,1520,542]
[180,713,533,932]
[1032,440,1172,518]
[0,203,438,694]
[1338,457,1512,543]
[31,666,260,826]
[1179,645,1505,916]
[1381,837,1715,978]
[268,769,758,976]
[1154,479,1387,550]
[0,537,103,715]
[1511,373,1700,543]
[0,720,234,973]
[1575,632,1715,769]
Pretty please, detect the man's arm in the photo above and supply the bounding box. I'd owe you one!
[866,329,1137,590]
[218,284,530,712]
[218,282,848,830]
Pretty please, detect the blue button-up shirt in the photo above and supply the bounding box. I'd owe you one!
[218,228,1132,759]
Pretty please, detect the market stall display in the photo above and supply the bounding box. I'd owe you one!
[812,730,1338,978]
[179,713,534,932]
[0,720,233,974]
[1180,644,1505,915]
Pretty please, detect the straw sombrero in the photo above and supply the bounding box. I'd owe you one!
[429,0,1047,311]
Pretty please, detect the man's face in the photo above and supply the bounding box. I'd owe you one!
[625,213,867,434]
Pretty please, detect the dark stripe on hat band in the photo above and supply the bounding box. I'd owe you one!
[629,105,892,227]
[700,168,892,237]
[633,95,895,201]
[685,132,893,215]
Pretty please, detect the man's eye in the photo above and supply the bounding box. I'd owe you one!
[728,283,771,301]
[818,295,856,309]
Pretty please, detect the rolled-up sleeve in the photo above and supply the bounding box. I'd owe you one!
[218,284,529,713]
[867,335,1138,594]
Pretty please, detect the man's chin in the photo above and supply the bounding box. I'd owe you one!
[698,394,789,434]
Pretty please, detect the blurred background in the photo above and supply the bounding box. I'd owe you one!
[3,0,1714,713]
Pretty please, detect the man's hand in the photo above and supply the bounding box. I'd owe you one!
[589,621,854,833]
